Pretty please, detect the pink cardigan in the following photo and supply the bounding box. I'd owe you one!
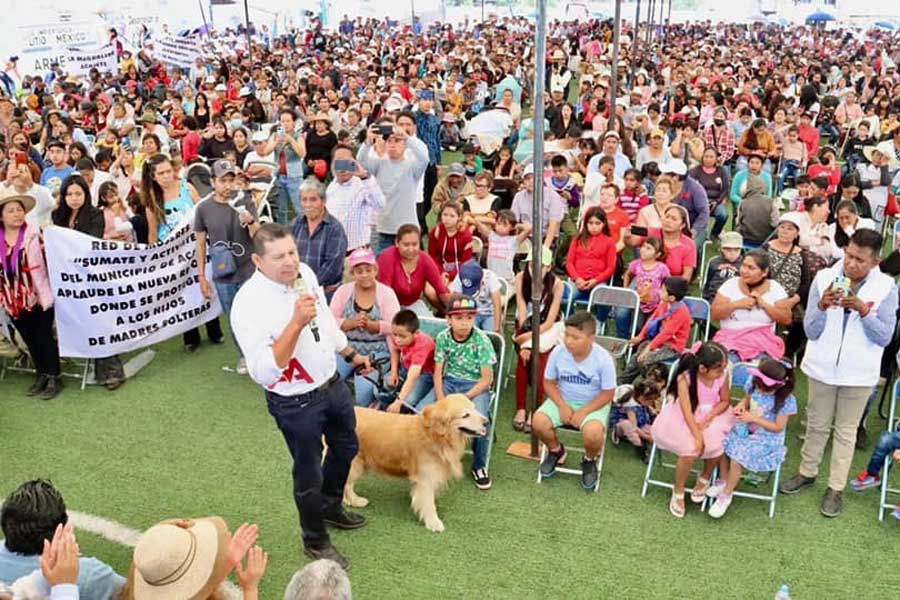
[8,225,54,311]
[329,281,400,348]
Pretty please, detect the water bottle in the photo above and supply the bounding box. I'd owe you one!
[774,584,791,600]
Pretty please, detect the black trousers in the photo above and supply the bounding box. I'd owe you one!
[266,375,359,549]
[419,163,439,234]
[182,317,223,347]
[12,306,60,376]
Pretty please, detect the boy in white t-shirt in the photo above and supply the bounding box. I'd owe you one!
[450,260,502,333]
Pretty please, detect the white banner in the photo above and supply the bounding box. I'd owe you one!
[157,35,201,70]
[65,43,118,76]
[12,11,105,75]
[44,217,221,359]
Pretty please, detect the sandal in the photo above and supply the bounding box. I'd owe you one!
[669,492,685,518]
[690,477,711,504]
[512,419,526,432]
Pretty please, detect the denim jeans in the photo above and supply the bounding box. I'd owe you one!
[866,431,900,476]
[819,124,840,145]
[475,313,496,332]
[215,279,243,355]
[276,174,303,224]
[400,368,436,412]
[337,348,391,407]
[375,233,397,257]
[710,202,728,238]
[778,160,801,194]
[441,374,492,471]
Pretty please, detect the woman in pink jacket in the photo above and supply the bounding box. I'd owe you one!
[0,191,62,399]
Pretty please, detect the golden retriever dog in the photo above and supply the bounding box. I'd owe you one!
[343,393,488,532]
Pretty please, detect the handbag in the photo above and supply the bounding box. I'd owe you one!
[209,242,237,279]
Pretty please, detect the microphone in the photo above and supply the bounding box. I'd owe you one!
[293,275,321,342]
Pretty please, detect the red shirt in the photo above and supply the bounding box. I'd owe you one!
[399,331,436,373]
[648,230,697,278]
[806,163,841,195]
[427,224,474,281]
[377,247,449,307]
[639,301,692,351]
[798,124,820,160]
[603,206,631,248]
[566,232,616,284]
[182,131,201,164]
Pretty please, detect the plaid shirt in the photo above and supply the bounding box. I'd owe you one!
[416,111,442,166]
[701,124,736,165]
[292,212,348,288]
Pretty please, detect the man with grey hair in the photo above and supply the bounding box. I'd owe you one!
[291,177,348,300]
[284,560,352,600]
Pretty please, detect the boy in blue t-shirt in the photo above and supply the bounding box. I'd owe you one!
[40,140,75,196]
[534,310,617,490]
[434,295,497,490]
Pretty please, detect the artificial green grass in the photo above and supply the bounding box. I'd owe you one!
[2,328,899,600]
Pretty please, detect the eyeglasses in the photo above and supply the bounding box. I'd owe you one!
[475,183,489,188]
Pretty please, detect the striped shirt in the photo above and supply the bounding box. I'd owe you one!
[326,175,386,251]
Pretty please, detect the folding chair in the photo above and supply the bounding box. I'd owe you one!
[417,318,505,472]
[471,237,484,261]
[586,285,639,361]
[878,380,900,522]
[698,240,716,290]
[640,360,712,510]
[683,297,711,344]
[536,414,609,493]
[726,362,782,518]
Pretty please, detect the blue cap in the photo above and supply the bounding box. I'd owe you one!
[458,260,483,296]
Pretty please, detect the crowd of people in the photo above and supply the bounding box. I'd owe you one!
[3,10,900,599]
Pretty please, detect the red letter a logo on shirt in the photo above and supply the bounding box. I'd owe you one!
[271,358,315,388]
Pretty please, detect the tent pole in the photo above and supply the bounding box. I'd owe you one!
[529,0,548,458]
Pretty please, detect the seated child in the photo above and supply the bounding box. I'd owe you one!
[461,143,484,177]
[534,311,618,491]
[702,231,743,304]
[479,209,532,281]
[609,379,663,462]
[434,295,497,490]
[622,237,671,335]
[450,260,502,333]
[850,422,900,520]
[441,114,462,151]
[388,309,437,414]
[621,277,691,383]
[790,175,812,212]
[549,154,582,212]
[706,359,797,518]
[651,341,735,518]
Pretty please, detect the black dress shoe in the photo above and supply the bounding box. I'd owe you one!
[184,343,200,353]
[323,509,367,530]
[304,544,350,571]
[40,376,63,401]
[27,374,49,396]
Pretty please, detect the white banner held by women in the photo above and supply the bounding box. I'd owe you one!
[43,217,221,358]
[65,43,118,76]
[157,35,201,70]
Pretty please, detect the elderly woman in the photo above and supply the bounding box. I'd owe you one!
[431,163,476,218]
[711,249,793,362]
[0,191,62,399]
[462,171,502,233]
[51,176,126,390]
[765,212,814,359]
[376,224,451,317]
[330,247,401,407]
[636,174,677,231]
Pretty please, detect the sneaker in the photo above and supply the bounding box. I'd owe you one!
[780,473,816,495]
[26,374,49,396]
[891,505,900,521]
[706,479,726,498]
[323,509,367,530]
[581,457,599,490]
[611,429,620,445]
[304,544,350,571]
[539,445,567,478]
[708,493,733,519]
[236,357,248,375]
[850,471,881,492]
[820,488,843,518]
[471,468,492,490]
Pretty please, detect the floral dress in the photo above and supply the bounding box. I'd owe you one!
[723,382,797,473]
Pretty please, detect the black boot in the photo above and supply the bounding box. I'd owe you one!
[27,374,49,396]
[40,376,63,400]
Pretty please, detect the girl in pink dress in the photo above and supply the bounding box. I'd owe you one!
[651,342,736,518]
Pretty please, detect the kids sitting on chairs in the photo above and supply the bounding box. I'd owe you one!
[388,310,437,414]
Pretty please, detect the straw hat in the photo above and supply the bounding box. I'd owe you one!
[0,189,36,215]
[309,111,332,125]
[132,517,230,600]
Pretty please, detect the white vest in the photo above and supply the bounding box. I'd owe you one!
[802,262,895,387]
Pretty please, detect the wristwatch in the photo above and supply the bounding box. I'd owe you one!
[344,349,358,364]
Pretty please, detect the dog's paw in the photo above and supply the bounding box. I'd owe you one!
[346,495,369,508]
[425,518,445,533]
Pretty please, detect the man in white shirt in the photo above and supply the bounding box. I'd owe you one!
[230,224,370,571]
[1,159,54,227]
[326,145,385,252]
